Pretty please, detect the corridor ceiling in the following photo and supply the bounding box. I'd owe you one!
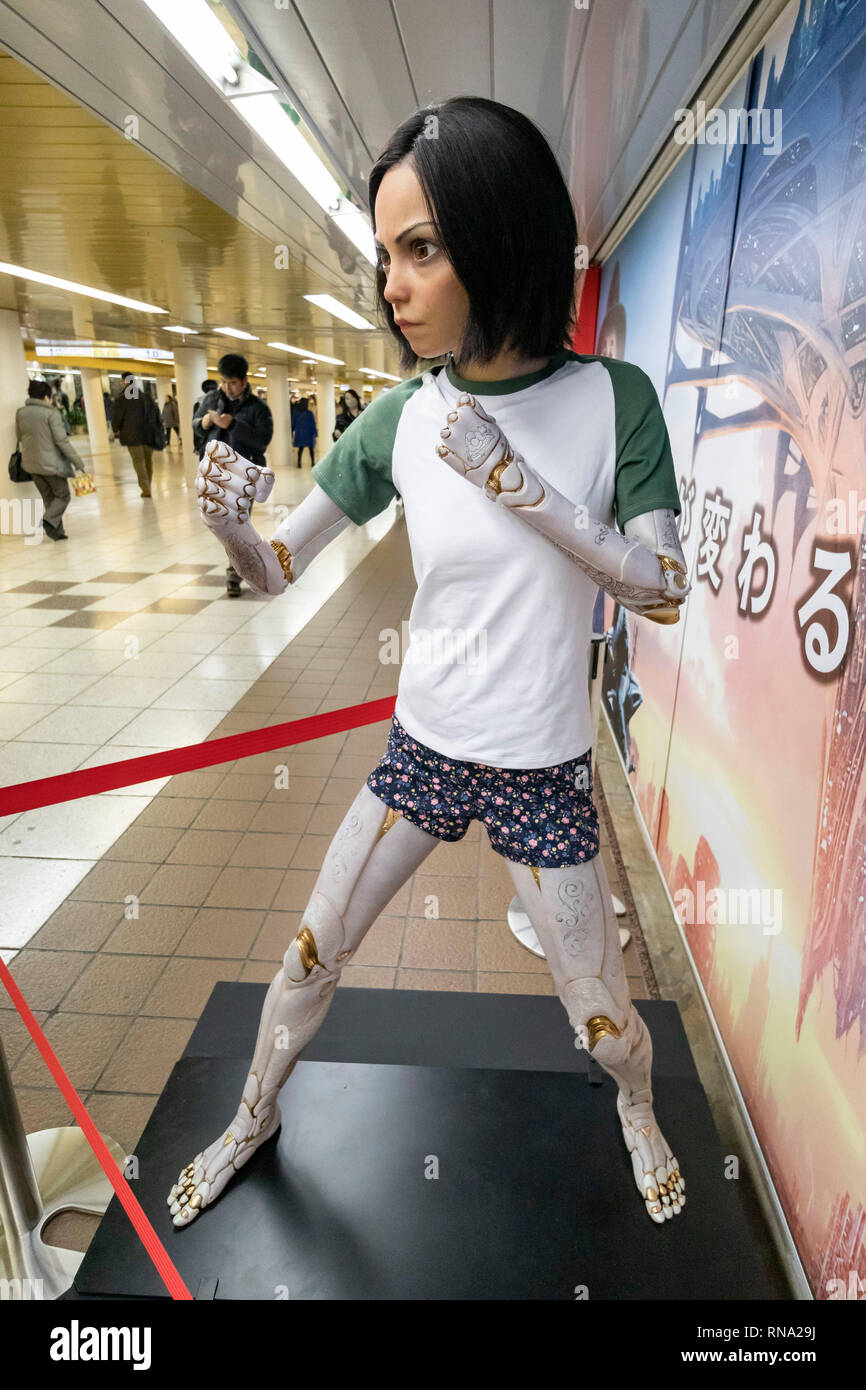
[0,0,756,377]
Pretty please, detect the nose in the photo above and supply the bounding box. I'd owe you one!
[382,265,409,310]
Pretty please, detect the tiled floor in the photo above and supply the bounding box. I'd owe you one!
[1,437,654,1259]
[0,437,399,949]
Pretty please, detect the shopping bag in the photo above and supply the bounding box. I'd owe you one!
[71,470,96,496]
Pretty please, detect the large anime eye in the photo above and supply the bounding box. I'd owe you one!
[413,238,438,262]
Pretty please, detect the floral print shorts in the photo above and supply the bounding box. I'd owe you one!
[365,715,600,868]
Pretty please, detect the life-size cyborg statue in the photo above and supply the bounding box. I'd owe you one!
[168,404,690,1229]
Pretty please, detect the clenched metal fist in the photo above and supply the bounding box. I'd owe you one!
[196,439,275,533]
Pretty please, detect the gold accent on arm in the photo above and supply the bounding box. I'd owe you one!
[657,554,688,588]
[295,925,320,976]
[642,554,688,623]
[486,460,508,494]
[485,446,546,508]
[269,538,294,583]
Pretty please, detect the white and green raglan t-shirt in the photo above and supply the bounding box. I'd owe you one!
[311,348,680,769]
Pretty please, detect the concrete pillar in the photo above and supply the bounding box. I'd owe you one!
[265,364,290,472]
[80,367,111,463]
[0,308,30,505]
[173,344,208,487]
[317,370,336,456]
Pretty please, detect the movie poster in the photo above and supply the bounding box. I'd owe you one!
[595,0,866,1296]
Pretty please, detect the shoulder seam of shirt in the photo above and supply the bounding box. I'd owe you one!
[311,374,424,525]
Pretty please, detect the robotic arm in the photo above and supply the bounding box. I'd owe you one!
[436,395,690,624]
[196,439,351,595]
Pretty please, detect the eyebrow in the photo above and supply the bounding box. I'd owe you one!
[373,221,435,253]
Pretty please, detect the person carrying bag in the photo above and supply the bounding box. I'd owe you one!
[15,379,86,540]
[8,439,31,483]
[111,375,164,498]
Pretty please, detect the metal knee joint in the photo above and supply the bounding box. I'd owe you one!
[283,891,351,985]
[562,977,630,1056]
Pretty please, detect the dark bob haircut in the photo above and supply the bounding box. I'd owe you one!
[368,96,578,373]
[28,379,51,399]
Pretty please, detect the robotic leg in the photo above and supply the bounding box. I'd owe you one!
[504,853,685,1224]
[168,784,440,1226]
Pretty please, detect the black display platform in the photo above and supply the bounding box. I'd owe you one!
[69,987,786,1300]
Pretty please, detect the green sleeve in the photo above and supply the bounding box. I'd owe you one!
[311,377,423,525]
[600,359,681,528]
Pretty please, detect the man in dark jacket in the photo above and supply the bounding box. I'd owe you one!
[111,375,163,498]
[193,353,274,595]
[192,379,219,457]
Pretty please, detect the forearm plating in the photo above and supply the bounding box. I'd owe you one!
[436,396,690,618]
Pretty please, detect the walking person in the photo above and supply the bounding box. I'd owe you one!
[332,387,364,440]
[110,374,164,498]
[50,378,71,433]
[193,353,273,594]
[16,379,86,541]
[161,393,180,447]
[292,395,317,467]
[192,379,219,457]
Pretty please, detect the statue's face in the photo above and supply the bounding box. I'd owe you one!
[374,158,469,360]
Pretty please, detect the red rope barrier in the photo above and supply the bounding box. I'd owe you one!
[0,958,192,1299]
[0,694,398,1295]
[0,695,397,814]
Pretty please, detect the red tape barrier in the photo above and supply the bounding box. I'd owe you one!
[0,956,192,1299]
[0,695,397,815]
[0,693,397,1298]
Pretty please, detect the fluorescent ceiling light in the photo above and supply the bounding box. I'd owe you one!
[360,367,402,382]
[163,324,199,333]
[139,0,376,266]
[267,342,344,365]
[227,96,375,265]
[304,294,376,330]
[0,261,166,314]
[213,326,259,340]
[139,0,244,90]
